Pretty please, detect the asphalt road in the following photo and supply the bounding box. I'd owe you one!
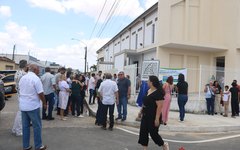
[1,95,240,150]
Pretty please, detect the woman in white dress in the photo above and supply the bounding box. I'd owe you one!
[58,74,71,120]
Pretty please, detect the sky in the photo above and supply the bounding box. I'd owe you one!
[0,0,158,71]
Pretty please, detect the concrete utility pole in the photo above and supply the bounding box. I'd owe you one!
[71,38,87,74]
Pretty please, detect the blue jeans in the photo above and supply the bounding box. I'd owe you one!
[89,89,95,104]
[42,93,55,119]
[177,94,188,121]
[117,96,128,119]
[206,97,214,115]
[21,108,43,149]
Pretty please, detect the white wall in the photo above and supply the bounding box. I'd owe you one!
[121,31,130,50]
[114,53,125,71]
[144,11,158,46]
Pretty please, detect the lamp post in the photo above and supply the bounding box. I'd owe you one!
[71,38,87,74]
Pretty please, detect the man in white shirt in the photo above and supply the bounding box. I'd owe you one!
[98,73,118,131]
[41,67,56,121]
[88,73,96,104]
[19,64,47,150]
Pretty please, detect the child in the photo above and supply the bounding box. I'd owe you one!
[222,85,230,117]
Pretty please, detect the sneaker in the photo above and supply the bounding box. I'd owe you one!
[61,118,67,121]
[78,115,84,118]
[23,146,32,150]
[121,118,126,122]
[115,117,122,121]
[108,127,113,131]
[47,117,55,121]
[101,126,107,130]
[36,145,47,150]
[162,142,169,150]
[16,132,23,136]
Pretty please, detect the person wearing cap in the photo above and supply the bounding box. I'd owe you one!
[12,59,28,136]
[116,71,131,121]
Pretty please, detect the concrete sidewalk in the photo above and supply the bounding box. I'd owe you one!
[87,100,240,132]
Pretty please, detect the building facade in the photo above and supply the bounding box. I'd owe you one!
[0,57,16,71]
[97,0,240,95]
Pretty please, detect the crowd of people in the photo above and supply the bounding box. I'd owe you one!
[204,79,240,118]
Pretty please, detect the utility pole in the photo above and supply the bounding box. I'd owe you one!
[12,44,16,61]
[84,46,87,74]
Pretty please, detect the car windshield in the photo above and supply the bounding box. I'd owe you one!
[2,75,14,83]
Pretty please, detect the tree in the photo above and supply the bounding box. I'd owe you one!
[90,64,97,72]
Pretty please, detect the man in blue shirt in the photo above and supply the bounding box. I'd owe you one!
[116,71,131,121]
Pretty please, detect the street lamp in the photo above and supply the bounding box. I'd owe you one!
[71,38,87,74]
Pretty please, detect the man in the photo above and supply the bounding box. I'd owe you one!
[55,67,66,115]
[41,67,56,120]
[112,73,117,82]
[88,73,96,104]
[12,59,28,136]
[116,71,131,121]
[19,64,47,150]
[98,73,118,131]
[93,71,102,104]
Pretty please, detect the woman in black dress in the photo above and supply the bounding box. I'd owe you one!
[138,76,169,150]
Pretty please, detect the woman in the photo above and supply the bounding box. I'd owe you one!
[71,74,84,117]
[176,73,188,122]
[79,74,86,116]
[204,81,215,115]
[138,76,169,150]
[213,81,223,115]
[58,74,71,120]
[162,76,174,125]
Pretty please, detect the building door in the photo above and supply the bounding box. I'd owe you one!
[216,57,225,88]
[133,61,139,75]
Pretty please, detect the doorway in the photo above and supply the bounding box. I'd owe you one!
[216,57,225,88]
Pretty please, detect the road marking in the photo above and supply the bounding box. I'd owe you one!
[116,127,240,144]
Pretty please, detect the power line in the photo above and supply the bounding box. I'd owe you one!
[88,0,108,40]
[96,0,120,38]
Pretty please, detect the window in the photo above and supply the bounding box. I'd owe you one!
[126,36,129,39]
[5,65,13,70]
[138,27,142,32]
[135,34,138,49]
[132,31,136,35]
[147,21,152,26]
[155,17,158,21]
[122,38,125,41]
[118,41,120,44]
[152,24,155,43]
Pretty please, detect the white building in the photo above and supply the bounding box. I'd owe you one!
[97,3,158,75]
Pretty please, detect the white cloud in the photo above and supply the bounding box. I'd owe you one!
[0,21,109,71]
[36,38,110,71]
[0,21,35,54]
[145,0,158,9]
[26,0,145,22]
[26,0,65,13]
[0,6,12,17]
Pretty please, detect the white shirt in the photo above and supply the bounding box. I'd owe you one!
[41,72,55,95]
[223,90,230,101]
[98,79,118,105]
[59,80,69,92]
[89,77,96,90]
[19,72,44,111]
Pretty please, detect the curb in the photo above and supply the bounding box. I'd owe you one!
[86,101,240,132]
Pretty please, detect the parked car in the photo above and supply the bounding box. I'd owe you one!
[0,74,17,98]
[0,79,5,111]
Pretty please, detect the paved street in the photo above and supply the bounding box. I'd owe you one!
[1,95,240,150]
